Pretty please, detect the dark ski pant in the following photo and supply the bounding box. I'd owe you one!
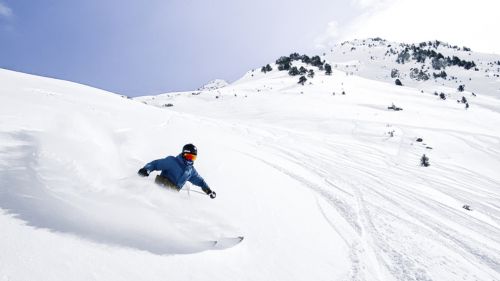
[155,175,179,191]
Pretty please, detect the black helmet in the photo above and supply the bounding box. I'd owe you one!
[182,143,197,155]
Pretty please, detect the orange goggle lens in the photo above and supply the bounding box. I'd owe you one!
[184,153,197,161]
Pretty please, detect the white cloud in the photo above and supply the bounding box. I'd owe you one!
[314,21,340,49]
[318,0,500,54]
[0,1,12,19]
[350,0,392,9]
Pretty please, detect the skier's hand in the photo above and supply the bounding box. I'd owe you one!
[209,191,216,199]
[138,168,149,177]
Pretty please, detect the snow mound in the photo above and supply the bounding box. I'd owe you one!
[198,79,229,91]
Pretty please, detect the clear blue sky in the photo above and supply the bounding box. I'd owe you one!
[0,0,355,96]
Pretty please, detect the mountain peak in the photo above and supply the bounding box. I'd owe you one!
[198,79,229,91]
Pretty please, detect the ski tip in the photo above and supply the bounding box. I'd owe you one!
[211,236,245,249]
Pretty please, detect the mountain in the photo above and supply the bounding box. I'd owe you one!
[323,38,500,98]
[1,37,500,281]
[197,79,229,91]
[138,38,500,109]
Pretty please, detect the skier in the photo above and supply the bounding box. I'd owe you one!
[138,144,216,199]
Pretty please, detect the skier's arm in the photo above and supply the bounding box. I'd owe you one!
[143,159,162,172]
[189,169,212,195]
[138,159,165,177]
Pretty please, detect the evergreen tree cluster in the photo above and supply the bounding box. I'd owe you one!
[274,53,330,75]
[396,49,411,64]
[309,55,324,68]
[431,57,446,70]
[409,68,430,81]
[395,44,476,70]
[432,70,447,79]
[261,64,273,73]
[391,68,400,78]
[448,56,476,70]
[276,56,292,71]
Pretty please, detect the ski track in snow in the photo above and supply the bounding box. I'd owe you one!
[232,120,500,281]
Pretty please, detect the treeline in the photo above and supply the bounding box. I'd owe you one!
[261,53,332,76]
[396,45,476,70]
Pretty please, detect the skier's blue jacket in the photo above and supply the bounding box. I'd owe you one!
[143,154,210,192]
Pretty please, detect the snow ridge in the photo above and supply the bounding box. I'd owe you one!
[198,79,229,91]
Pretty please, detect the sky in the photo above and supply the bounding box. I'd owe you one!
[317,0,500,54]
[1,0,499,97]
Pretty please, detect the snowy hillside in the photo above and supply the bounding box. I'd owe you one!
[2,36,500,281]
[323,38,500,99]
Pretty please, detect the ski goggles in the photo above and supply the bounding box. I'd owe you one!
[184,153,197,161]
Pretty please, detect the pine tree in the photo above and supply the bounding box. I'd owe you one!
[289,52,301,60]
[301,55,311,64]
[391,68,399,78]
[298,76,307,85]
[310,56,323,67]
[420,154,430,167]
[288,66,300,76]
[325,63,332,75]
[299,66,307,75]
[276,56,292,71]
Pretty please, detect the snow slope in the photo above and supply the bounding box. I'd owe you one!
[2,39,500,281]
[322,38,500,99]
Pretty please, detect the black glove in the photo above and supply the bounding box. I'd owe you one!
[209,191,216,199]
[204,187,216,199]
[138,168,149,177]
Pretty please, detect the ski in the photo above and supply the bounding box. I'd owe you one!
[210,236,244,249]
